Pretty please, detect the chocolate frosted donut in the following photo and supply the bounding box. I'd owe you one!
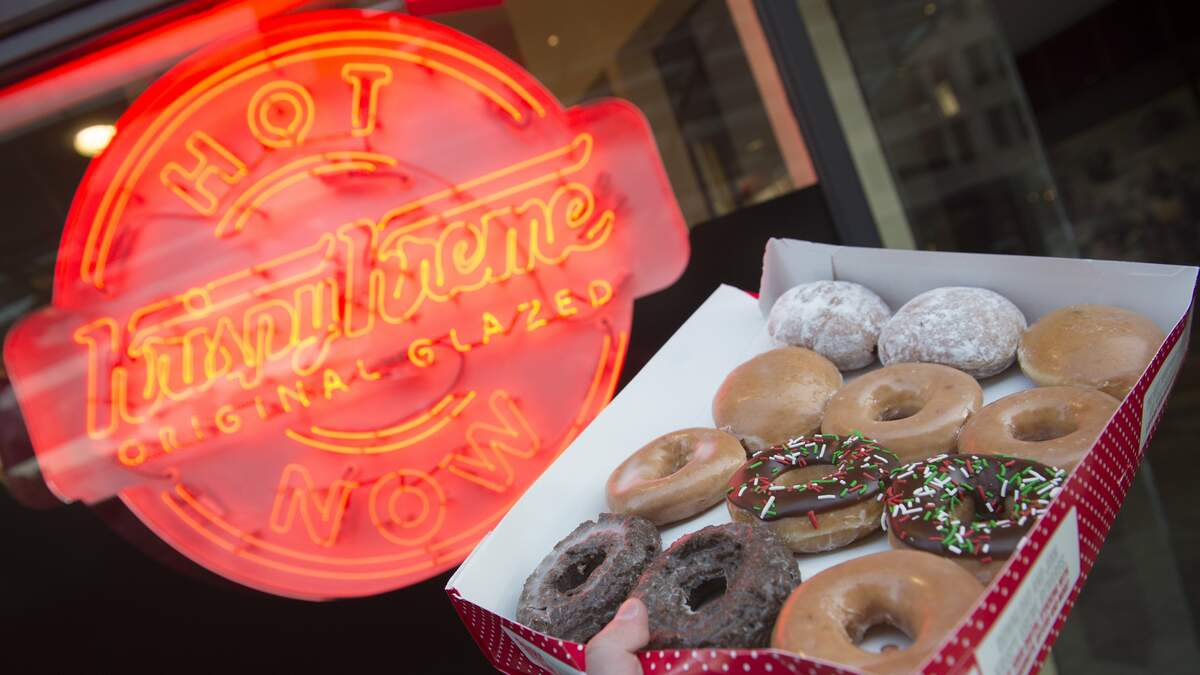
[884,454,1067,583]
[726,434,899,552]
[517,514,660,642]
[879,287,1027,378]
[631,523,800,648]
[767,280,892,370]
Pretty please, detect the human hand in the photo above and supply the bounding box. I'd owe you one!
[585,598,649,675]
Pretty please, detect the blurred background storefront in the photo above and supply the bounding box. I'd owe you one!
[0,0,1195,671]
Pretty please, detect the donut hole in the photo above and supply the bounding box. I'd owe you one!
[999,493,1022,518]
[849,605,912,653]
[854,620,915,654]
[949,493,999,522]
[877,401,924,422]
[872,389,926,422]
[553,547,607,594]
[950,492,1015,526]
[653,437,695,479]
[1009,409,1077,442]
[675,531,740,613]
[684,574,728,612]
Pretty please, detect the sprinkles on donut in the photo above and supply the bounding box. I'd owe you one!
[884,453,1067,582]
[726,433,900,552]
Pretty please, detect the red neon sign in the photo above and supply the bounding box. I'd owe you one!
[3,11,688,599]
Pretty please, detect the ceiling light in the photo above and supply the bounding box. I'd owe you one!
[73,124,116,157]
[934,81,960,118]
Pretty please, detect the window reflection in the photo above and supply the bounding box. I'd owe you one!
[439,0,812,224]
[831,0,1073,255]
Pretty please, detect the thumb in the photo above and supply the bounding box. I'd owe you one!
[586,598,649,675]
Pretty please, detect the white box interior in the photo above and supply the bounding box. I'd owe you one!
[450,239,1197,636]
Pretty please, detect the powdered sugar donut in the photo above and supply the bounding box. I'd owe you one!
[878,287,1027,378]
[767,281,892,370]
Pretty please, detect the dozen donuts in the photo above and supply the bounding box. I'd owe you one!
[510,279,1168,668]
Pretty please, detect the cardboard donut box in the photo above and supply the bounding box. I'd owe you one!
[446,239,1198,675]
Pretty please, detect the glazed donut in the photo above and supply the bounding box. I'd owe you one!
[885,454,1067,583]
[712,347,842,451]
[879,287,1027,378]
[1019,304,1165,399]
[606,428,745,525]
[958,386,1119,470]
[726,434,899,552]
[631,522,800,648]
[517,513,660,642]
[821,363,982,461]
[767,280,892,370]
[771,550,983,674]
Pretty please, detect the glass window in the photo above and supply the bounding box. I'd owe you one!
[964,41,992,85]
[950,118,975,163]
[986,104,1012,146]
[827,0,1074,256]
[436,0,815,224]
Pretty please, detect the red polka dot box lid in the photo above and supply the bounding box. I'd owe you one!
[446,240,1197,674]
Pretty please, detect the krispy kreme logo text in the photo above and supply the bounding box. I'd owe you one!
[77,134,616,467]
[4,12,688,599]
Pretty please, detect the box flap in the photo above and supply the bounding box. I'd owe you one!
[760,239,1198,331]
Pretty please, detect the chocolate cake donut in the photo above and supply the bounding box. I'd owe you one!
[517,513,660,642]
[631,522,800,648]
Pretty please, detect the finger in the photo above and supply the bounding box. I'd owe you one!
[594,598,650,652]
[586,599,649,675]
